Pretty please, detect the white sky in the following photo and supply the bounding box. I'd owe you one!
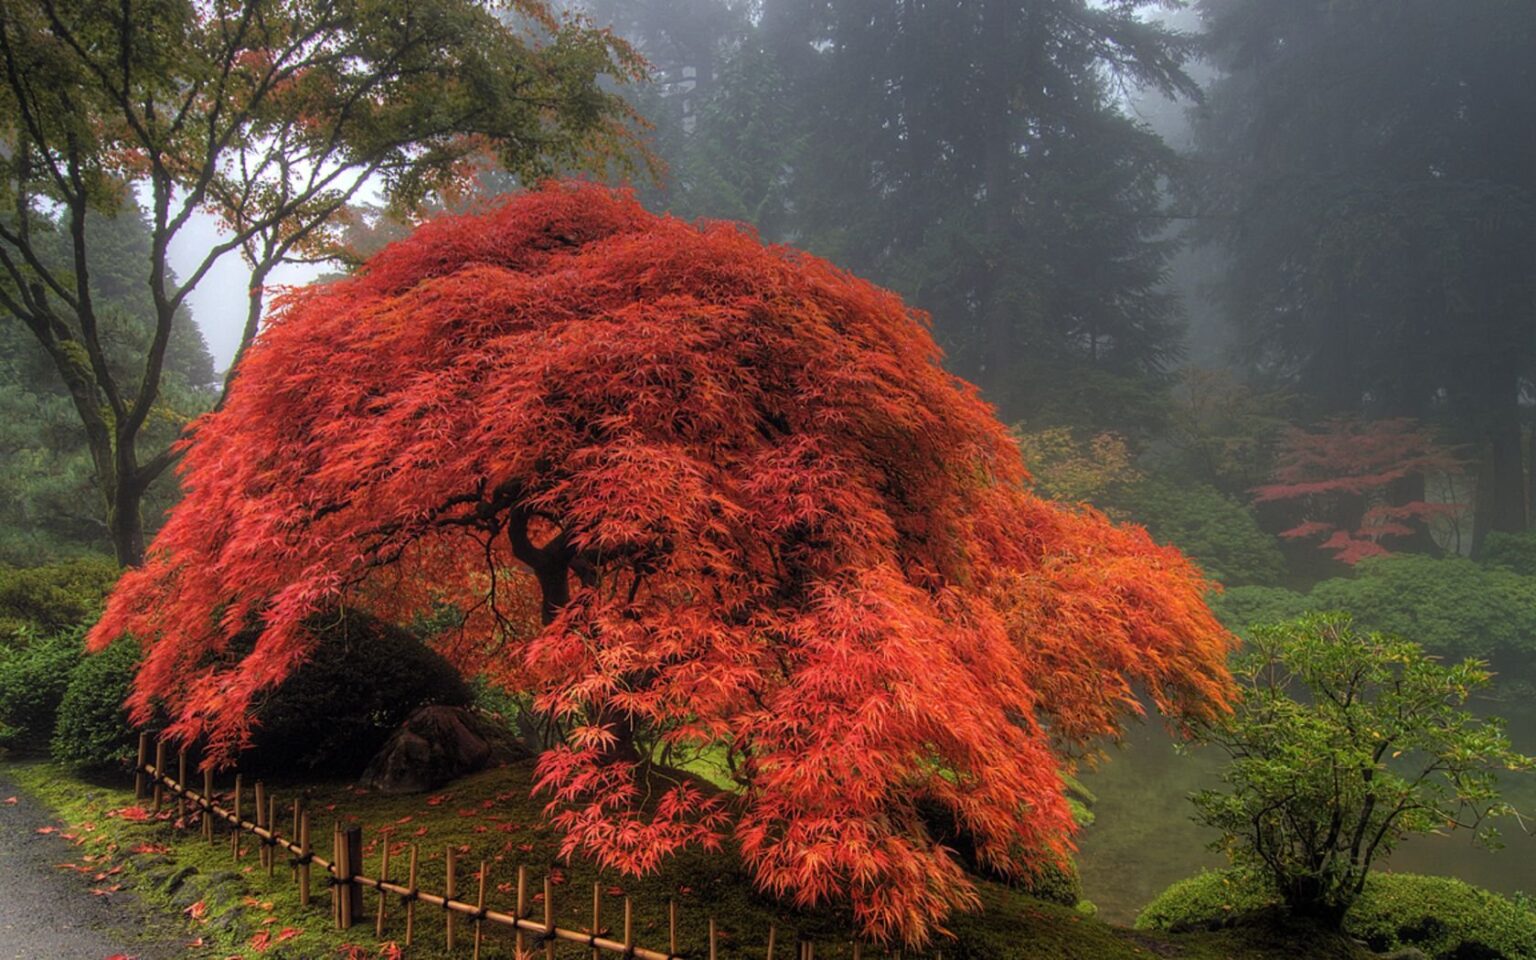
[167,211,328,373]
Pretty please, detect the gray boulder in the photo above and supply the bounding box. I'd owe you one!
[360,705,522,794]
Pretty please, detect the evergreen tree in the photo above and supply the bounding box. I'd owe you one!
[1190,0,1536,549]
[584,0,1200,428]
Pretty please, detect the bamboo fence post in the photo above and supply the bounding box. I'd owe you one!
[152,738,167,812]
[177,748,188,821]
[343,826,363,925]
[516,864,529,959]
[404,845,419,946]
[668,900,678,958]
[134,732,148,799]
[202,765,214,843]
[544,875,556,960]
[266,793,277,878]
[445,844,457,950]
[375,834,392,937]
[254,782,267,870]
[332,822,342,929]
[592,883,602,960]
[622,896,633,960]
[765,924,776,960]
[709,918,718,960]
[852,942,863,960]
[231,775,243,861]
[290,798,302,881]
[473,861,488,960]
[299,810,312,907]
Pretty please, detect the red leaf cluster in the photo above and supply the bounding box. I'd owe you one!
[90,182,1233,943]
[1253,418,1465,563]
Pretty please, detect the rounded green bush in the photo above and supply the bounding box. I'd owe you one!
[1310,555,1536,661]
[1347,873,1536,960]
[1207,585,1312,636]
[0,628,83,754]
[241,610,473,776]
[0,556,118,644]
[1112,478,1286,586]
[1483,531,1536,577]
[50,635,142,769]
[1138,869,1536,960]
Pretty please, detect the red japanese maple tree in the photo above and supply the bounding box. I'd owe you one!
[90,183,1233,943]
[1253,418,1465,564]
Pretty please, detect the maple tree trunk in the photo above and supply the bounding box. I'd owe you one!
[513,518,641,762]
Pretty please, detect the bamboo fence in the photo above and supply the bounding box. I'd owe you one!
[134,734,858,960]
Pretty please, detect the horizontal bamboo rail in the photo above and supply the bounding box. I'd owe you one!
[133,734,837,960]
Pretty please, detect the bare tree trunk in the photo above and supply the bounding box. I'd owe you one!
[1471,364,1528,556]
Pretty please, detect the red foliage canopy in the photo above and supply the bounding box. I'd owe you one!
[91,183,1233,943]
[1253,418,1465,564]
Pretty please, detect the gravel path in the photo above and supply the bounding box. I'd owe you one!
[0,766,186,960]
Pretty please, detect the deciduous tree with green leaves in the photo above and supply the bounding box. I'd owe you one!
[0,0,643,565]
[1192,613,1532,928]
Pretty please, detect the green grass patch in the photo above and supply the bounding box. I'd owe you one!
[8,758,1375,960]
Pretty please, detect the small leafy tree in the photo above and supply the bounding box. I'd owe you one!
[1192,613,1532,927]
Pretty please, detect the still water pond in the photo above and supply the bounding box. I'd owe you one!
[1073,698,1536,925]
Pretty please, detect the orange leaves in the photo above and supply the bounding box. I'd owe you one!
[92,182,1234,946]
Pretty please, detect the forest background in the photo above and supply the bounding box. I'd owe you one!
[2,0,1535,941]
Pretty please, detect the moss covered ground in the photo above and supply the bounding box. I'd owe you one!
[5,758,1376,960]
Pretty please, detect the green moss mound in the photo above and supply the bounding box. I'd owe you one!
[1137,868,1536,960]
[1347,873,1536,960]
[1135,868,1278,933]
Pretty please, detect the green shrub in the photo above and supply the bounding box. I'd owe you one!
[0,629,83,754]
[1484,531,1536,577]
[1207,585,1312,636]
[1347,873,1536,960]
[1310,555,1536,660]
[50,635,142,769]
[242,610,473,776]
[1213,555,1536,666]
[1138,869,1536,960]
[0,556,118,644]
[1112,479,1286,586]
[1134,868,1276,932]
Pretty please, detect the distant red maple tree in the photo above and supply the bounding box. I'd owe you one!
[1252,418,1465,564]
[90,183,1233,943]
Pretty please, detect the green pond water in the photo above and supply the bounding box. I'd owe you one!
[1072,698,1536,925]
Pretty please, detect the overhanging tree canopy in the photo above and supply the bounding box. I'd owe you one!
[91,183,1234,942]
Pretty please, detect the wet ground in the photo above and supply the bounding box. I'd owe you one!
[0,767,185,960]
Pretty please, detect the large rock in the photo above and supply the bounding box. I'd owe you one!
[360,705,522,794]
